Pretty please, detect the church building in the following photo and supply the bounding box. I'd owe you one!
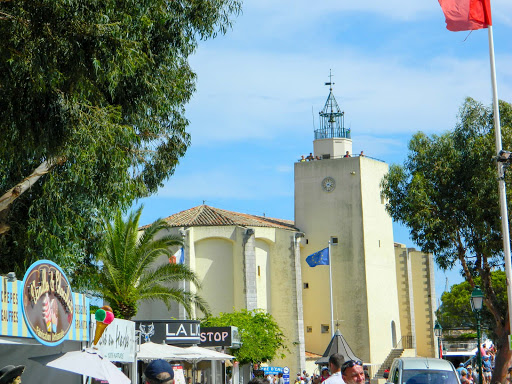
[135,77,437,378]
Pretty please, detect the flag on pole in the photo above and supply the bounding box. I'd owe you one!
[306,247,329,267]
[438,0,492,31]
[169,247,185,264]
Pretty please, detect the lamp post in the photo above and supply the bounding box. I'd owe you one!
[434,321,443,359]
[470,286,484,384]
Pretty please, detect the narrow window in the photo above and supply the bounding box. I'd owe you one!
[304,283,309,289]
[321,324,329,334]
[307,326,312,333]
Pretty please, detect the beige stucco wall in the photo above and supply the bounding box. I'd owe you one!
[134,223,306,374]
[409,248,436,358]
[295,156,401,366]
[394,244,416,348]
[360,158,402,365]
[313,138,353,159]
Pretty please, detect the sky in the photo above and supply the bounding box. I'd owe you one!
[136,0,512,304]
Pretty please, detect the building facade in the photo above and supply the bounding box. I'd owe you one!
[395,244,437,358]
[134,205,307,374]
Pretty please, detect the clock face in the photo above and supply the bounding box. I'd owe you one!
[322,177,336,192]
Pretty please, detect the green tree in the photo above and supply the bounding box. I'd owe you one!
[97,207,209,319]
[382,97,512,381]
[437,272,508,339]
[201,309,287,365]
[0,0,241,286]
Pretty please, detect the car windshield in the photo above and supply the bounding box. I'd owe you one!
[403,370,458,384]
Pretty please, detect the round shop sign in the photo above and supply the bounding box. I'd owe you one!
[21,260,75,346]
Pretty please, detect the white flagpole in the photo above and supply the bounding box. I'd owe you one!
[328,241,334,337]
[487,25,512,334]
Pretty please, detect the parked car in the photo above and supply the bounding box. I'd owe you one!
[386,357,461,384]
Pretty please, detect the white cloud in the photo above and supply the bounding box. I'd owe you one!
[157,169,293,200]
[187,45,510,147]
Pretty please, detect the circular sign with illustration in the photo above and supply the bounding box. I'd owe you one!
[21,260,75,346]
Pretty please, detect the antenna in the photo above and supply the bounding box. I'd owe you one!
[312,106,316,130]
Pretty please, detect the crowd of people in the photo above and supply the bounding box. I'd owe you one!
[298,151,365,162]
[252,354,367,384]
[456,344,497,384]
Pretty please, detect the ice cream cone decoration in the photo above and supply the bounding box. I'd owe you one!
[42,293,52,332]
[92,305,115,347]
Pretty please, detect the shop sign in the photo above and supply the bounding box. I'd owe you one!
[0,275,89,341]
[136,320,200,345]
[21,260,75,346]
[261,367,284,375]
[92,317,136,363]
[200,326,241,348]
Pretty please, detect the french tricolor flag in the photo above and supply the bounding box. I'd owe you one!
[169,247,185,264]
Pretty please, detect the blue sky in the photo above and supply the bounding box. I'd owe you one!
[136,0,512,303]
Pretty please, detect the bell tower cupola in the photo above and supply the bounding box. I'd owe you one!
[313,70,352,159]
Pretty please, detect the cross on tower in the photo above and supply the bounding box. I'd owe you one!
[325,69,335,91]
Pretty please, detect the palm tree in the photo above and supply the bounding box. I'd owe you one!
[97,206,209,319]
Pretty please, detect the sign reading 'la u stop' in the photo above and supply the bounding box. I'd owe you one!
[21,260,75,346]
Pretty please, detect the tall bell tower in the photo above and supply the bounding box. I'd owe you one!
[295,72,401,368]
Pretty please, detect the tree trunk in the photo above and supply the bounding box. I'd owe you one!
[0,156,65,234]
[491,323,511,384]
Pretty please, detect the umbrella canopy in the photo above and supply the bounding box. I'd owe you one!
[180,346,234,361]
[137,342,186,361]
[30,349,130,384]
[315,330,361,365]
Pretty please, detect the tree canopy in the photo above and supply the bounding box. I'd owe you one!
[437,271,507,340]
[0,0,241,285]
[201,309,287,365]
[97,207,209,319]
[382,97,512,380]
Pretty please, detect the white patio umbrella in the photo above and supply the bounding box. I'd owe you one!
[137,342,187,361]
[177,345,235,384]
[178,346,234,362]
[31,348,130,384]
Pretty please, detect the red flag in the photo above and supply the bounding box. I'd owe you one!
[438,0,492,31]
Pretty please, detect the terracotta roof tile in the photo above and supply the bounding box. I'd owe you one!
[155,205,298,231]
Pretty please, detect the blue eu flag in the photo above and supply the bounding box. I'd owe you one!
[306,247,329,267]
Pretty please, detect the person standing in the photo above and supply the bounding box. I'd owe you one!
[341,360,364,384]
[0,365,25,384]
[456,363,467,379]
[323,354,345,384]
[482,356,492,384]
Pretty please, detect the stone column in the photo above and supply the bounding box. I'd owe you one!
[243,228,257,310]
[294,232,306,372]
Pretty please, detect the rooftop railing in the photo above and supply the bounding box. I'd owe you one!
[314,128,351,140]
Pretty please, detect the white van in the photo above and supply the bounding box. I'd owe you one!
[387,357,461,384]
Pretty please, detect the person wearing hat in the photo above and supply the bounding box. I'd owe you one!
[482,356,492,384]
[456,363,467,379]
[0,365,25,384]
[144,359,174,384]
[466,365,476,384]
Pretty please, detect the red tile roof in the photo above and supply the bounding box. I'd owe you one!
[154,205,298,231]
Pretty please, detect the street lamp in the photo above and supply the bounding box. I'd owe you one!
[434,321,443,358]
[470,286,484,384]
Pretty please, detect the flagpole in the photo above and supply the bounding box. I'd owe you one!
[488,25,512,334]
[328,240,334,337]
